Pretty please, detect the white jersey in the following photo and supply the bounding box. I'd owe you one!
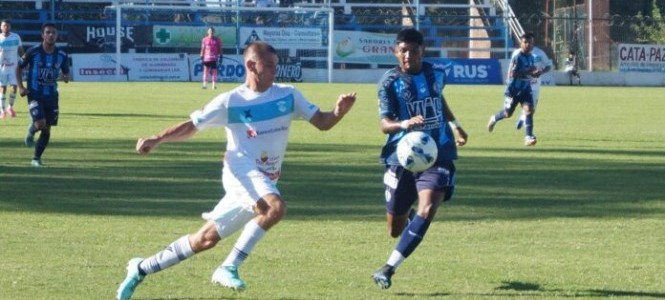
[191,83,319,181]
[0,32,23,71]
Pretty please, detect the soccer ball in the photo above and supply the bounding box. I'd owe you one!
[396,131,438,172]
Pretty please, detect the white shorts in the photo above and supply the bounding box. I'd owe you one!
[0,68,18,87]
[201,164,279,238]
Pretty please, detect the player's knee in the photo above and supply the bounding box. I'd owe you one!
[388,222,405,238]
[256,196,287,222]
[389,228,402,238]
[190,232,219,252]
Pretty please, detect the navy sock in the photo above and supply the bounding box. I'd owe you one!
[27,123,36,135]
[34,132,50,160]
[395,215,431,259]
[494,111,506,122]
[525,114,534,136]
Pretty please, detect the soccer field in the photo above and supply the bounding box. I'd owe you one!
[0,82,663,299]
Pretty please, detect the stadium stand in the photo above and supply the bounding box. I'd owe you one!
[0,0,522,59]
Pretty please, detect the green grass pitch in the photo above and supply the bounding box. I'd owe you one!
[0,82,663,299]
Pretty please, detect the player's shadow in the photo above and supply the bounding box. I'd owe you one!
[494,281,665,298]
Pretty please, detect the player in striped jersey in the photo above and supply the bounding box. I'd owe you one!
[487,32,539,146]
[515,45,552,130]
[372,28,468,290]
[17,23,69,167]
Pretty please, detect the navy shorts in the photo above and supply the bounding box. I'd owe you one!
[383,160,456,215]
[28,100,59,126]
[203,61,218,69]
[504,90,534,115]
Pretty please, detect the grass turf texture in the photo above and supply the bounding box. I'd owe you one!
[0,82,663,299]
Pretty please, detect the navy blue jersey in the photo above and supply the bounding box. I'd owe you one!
[19,44,69,103]
[378,62,457,165]
[505,50,536,97]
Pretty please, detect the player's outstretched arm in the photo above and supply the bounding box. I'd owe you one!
[309,92,357,131]
[136,120,198,154]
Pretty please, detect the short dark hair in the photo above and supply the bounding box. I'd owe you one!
[42,23,56,32]
[520,32,535,40]
[396,28,423,45]
[1,19,11,25]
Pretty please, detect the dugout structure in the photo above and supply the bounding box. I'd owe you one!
[105,3,334,83]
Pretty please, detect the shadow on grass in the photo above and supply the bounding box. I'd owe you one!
[1,139,664,221]
[491,281,665,298]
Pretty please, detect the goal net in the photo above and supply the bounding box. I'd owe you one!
[101,2,333,83]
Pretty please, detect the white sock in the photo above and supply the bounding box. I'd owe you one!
[139,235,195,275]
[221,220,266,267]
[386,250,405,268]
[9,92,16,106]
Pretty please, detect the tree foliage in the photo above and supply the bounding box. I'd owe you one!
[630,0,665,43]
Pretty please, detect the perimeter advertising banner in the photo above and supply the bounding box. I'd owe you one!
[66,25,152,52]
[72,53,190,81]
[333,30,395,64]
[188,54,304,83]
[239,27,325,47]
[152,25,237,48]
[189,54,246,83]
[618,43,665,72]
[425,58,503,85]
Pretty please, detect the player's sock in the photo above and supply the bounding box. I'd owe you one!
[493,112,506,122]
[525,114,534,137]
[34,131,51,160]
[138,235,194,275]
[9,92,16,106]
[1,95,6,110]
[386,250,406,269]
[27,123,37,135]
[221,220,266,268]
[394,215,431,259]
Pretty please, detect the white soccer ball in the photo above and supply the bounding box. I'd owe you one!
[396,131,438,172]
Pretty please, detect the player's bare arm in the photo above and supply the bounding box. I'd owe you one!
[136,120,198,154]
[442,97,468,146]
[16,64,27,96]
[309,92,356,130]
[380,115,425,134]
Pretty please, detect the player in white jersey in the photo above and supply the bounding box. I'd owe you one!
[514,46,552,130]
[116,41,357,300]
[0,19,24,118]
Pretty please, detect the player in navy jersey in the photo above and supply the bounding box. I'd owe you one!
[487,32,539,146]
[17,23,69,167]
[371,28,468,290]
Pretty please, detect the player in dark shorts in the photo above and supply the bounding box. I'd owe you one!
[17,23,69,167]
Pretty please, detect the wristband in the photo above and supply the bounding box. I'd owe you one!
[400,120,410,130]
[448,120,462,129]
